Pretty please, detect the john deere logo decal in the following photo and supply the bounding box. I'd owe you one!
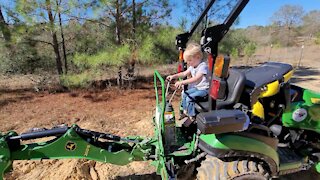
[292,108,307,122]
[65,141,77,151]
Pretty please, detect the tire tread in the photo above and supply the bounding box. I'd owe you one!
[196,156,270,180]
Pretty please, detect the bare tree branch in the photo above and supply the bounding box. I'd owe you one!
[25,38,54,46]
[67,15,110,27]
[122,0,148,14]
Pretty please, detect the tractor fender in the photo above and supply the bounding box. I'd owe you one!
[198,133,279,176]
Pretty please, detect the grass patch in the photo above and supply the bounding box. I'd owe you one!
[60,72,94,88]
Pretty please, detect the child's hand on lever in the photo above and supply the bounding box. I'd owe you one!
[175,81,183,89]
[166,75,174,81]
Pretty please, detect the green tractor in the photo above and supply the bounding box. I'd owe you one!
[1,0,320,179]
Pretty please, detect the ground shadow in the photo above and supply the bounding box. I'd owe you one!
[112,169,320,180]
[291,77,317,84]
[81,92,111,102]
[279,168,320,180]
[90,76,154,90]
[0,88,33,94]
[113,173,161,180]
[293,66,320,76]
[0,88,35,109]
[90,72,172,90]
[0,95,34,108]
[79,75,160,103]
[291,66,320,84]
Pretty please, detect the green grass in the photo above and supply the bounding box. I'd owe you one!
[60,72,94,88]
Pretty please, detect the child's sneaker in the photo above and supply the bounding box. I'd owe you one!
[179,113,188,120]
[176,114,189,127]
[183,116,196,127]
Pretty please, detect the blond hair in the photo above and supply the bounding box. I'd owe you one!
[184,42,203,61]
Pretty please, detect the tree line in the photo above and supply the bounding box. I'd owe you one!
[0,1,319,88]
[0,0,175,87]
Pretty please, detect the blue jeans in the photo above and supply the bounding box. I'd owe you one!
[181,87,208,116]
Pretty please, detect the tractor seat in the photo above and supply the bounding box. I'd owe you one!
[195,68,246,112]
[189,95,208,112]
[194,95,208,102]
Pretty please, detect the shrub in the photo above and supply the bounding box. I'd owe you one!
[230,48,239,59]
[315,32,320,45]
[60,72,93,88]
[73,44,131,70]
[244,42,257,58]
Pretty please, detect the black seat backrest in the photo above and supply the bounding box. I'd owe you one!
[216,68,246,109]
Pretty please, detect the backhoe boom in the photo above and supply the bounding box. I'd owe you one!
[0,125,156,180]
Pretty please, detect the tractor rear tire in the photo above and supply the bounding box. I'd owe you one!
[197,156,270,180]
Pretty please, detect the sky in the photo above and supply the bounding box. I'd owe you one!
[170,0,320,29]
[2,0,320,28]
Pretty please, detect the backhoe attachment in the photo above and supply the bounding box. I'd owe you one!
[0,125,156,180]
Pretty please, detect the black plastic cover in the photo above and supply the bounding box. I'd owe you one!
[195,69,246,112]
[243,62,293,106]
[197,109,248,134]
[216,68,246,109]
[244,62,293,89]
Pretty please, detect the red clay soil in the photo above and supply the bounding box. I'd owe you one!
[1,83,161,180]
[1,73,320,179]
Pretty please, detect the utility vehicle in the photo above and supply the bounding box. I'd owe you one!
[1,0,320,179]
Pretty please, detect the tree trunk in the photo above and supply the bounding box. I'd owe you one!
[0,6,11,45]
[115,0,121,45]
[116,0,123,87]
[127,60,135,89]
[117,66,122,87]
[56,0,68,74]
[46,0,63,75]
[127,0,136,89]
[132,0,136,35]
[52,32,63,75]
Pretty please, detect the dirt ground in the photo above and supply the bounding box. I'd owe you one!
[1,45,320,179]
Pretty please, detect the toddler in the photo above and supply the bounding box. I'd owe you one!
[166,43,209,120]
